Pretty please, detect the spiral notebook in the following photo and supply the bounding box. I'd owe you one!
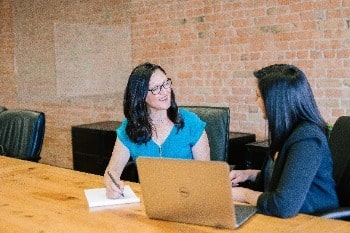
[84,185,140,208]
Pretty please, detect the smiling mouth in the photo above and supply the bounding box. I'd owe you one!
[159,96,168,102]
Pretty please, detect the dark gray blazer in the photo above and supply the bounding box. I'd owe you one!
[255,121,339,218]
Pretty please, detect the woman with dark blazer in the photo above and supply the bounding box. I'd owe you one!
[230,64,339,218]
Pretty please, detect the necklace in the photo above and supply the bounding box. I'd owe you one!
[152,118,168,125]
[151,118,173,146]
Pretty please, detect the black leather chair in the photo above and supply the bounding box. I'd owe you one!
[181,106,230,161]
[0,106,7,113]
[316,116,350,220]
[0,109,45,162]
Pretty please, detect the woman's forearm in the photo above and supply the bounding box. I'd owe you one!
[232,187,262,205]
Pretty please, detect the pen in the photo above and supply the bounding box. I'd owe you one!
[107,171,124,197]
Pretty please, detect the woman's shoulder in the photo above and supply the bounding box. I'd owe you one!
[118,118,128,127]
[116,118,128,134]
[177,108,206,138]
[178,108,201,121]
[296,121,325,134]
[179,108,196,117]
[288,121,327,145]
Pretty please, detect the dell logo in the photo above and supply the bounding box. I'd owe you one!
[178,187,190,198]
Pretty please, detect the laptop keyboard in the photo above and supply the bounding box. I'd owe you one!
[234,204,257,225]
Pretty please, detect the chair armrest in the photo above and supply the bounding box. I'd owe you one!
[315,207,350,221]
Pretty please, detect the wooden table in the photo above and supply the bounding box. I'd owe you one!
[1,156,349,233]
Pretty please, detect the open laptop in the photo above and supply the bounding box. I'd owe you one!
[137,157,257,229]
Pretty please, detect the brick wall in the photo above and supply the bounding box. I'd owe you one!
[0,0,16,105]
[1,0,350,168]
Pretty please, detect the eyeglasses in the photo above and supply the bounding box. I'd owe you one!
[148,78,172,95]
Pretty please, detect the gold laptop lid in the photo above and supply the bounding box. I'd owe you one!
[137,157,236,229]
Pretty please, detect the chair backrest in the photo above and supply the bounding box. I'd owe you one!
[181,106,230,161]
[329,116,350,207]
[0,109,45,162]
[0,106,7,113]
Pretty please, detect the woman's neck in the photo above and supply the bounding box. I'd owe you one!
[149,110,168,125]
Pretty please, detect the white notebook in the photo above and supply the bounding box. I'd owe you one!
[84,185,140,208]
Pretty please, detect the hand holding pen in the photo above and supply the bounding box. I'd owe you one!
[106,171,124,198]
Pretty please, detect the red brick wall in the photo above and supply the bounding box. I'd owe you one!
[1,0,350,168]
[0,0,16,106]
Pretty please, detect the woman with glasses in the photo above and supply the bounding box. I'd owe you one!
[229,64,339,218]
[104,62,210,199]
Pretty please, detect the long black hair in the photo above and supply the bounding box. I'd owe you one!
[123,62,184,144]
[254,64,327,155]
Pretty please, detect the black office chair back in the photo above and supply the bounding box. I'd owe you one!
[329,116,350,207]
[0,106,7,113]
[181,106,230,161]
[0,109,45,162]
[316,116,350,220]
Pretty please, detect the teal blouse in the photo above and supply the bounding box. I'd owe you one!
[116,109,206,161]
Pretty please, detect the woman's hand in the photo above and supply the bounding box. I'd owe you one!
[229,169,260,187]
[231,187,248,203]
[104,171,125,199]
[231,187,262,205]
[103,138,130,199]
